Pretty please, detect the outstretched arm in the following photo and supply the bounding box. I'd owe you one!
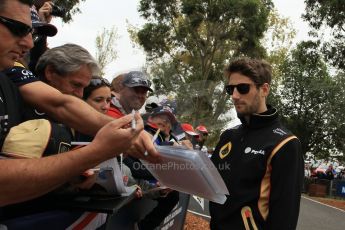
[19,81,114,136]
[0,114,145,206]
[18,81,161,162]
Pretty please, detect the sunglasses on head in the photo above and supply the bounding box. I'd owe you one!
[0,16,33,37]
[90,78,111,87]
[225,83,256,95]
[129,77,152,87]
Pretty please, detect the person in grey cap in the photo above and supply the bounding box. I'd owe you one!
[108,71,153,118]
[107,72,180,230]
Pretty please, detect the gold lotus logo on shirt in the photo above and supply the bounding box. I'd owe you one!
[219,142,232,159]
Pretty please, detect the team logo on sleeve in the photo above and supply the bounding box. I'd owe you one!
[219,142,232,159]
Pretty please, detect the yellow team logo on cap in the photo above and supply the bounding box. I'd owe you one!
[219,142,232,159]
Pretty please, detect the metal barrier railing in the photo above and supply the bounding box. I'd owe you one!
[304,177,345,198]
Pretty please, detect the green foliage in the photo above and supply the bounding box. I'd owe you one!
[329,72,345,160]
[303,0,345,30]
[264,9,297,104]
[303,0,345,70]
[95,26,119,77]
[204,128,222,150]
[270,41,345,158]
[264,9,296,79]
[52,0,86,23]
[135,0,273,141]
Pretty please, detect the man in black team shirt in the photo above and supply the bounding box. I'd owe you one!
[0,0,159,208]
[209,58,304,230]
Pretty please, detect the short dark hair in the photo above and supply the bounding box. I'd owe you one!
[111,74,125,92]
[226,58,272,85]
[0,0,33,13]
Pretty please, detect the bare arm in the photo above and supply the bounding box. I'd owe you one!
[19,81,113,136]
[0,146,101,206]
[18,81,161,161]
[0,114,141,206]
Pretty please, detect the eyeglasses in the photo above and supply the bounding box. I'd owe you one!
[89,78,111,87]
[0,16,33,37]
[225,83,256,95]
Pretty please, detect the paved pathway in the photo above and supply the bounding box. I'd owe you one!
[297,196,345,230]
[188,196,345,230]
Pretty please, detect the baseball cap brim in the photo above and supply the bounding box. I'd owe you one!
[197,128,208,133]
[33,22,58,37]
[185,130,199,136]
[123,82,153,92]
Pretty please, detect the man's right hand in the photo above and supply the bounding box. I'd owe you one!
[90,113,160,163]
[124,129,161,163]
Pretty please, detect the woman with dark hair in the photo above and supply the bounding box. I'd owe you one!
[75,77,111,142]
[83,77,112,114]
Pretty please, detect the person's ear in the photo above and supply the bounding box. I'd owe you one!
[44,65,55,82]
[260,83,270,97]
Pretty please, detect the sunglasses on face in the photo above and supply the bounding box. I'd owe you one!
[225,83,256,95]
[90,78,111,87]
[0,16,33,37]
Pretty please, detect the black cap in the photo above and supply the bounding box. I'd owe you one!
[31,7,58,37]
[122,71,153,92]
[151,105,177,125]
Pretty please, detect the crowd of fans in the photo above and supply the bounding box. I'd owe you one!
[0,1,213,229]
[1,1,308,229]
[305,164,345,180]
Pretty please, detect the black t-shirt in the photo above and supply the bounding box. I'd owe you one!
[0,72,26,219]
[3,65,49,120]
[3,65,38,86]
[0,72,26,147]
[0,70,74,221]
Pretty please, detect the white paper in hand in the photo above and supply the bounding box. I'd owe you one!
[141,145,229,204]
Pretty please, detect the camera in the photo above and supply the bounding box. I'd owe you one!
[51,3,66,18]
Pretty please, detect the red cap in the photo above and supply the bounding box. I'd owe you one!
[196,125,208,134]
[181,123,199,136]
